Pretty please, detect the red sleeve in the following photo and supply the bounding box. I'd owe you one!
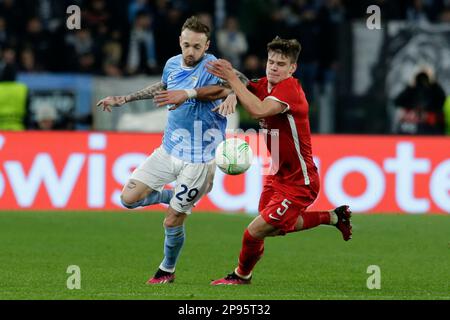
[247,79,260,94]
[265,79,298,113]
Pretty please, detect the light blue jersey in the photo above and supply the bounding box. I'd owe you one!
[161,53,226,163]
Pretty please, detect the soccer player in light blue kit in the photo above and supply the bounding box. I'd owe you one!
[97,16,240,284]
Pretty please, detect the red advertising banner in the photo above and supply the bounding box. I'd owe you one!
[0,132,448,214]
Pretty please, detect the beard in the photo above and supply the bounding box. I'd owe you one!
[183,54,203,67]
[184,58,195,67]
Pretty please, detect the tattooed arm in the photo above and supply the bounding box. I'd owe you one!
[194,69,249,116]
[193,68,249,101]
[125,82,166,103]
[153,69,249,112]
[96,82,166,112]
[226,69,250,88]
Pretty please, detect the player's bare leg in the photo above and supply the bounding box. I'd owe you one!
[121,179,153,206]
[120,180,181,284]
[247,215,282,238]
[120,179,173,209]
[211,206,353,285]
[147,206,188,284]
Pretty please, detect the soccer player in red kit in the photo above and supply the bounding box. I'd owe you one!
[206,37,352,285]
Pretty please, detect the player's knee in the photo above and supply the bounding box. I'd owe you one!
[248,219,273,240]
[120,194,139,210]
[164,219,178,228]
[164,215,182,228]
[164,209,186,228]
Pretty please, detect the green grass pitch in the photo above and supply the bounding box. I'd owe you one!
[0,211,449,300]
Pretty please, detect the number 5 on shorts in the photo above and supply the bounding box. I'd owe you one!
[276,199,292,216]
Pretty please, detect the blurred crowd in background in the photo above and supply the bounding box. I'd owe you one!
[0,0,450,76]
[3,0,450,76]
[1,0,450,134]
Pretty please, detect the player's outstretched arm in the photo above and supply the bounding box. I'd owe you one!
[154,86,237,115]
[211,93,237,116]
[154,89,200,110]
[191,68,248,101]
[225,69,249,88]
[154,86,231,110]
[96,96,127,113]
[125,81,166,103]
[154,68,248,112]
[191,67,249,102]
[207,60,284,119]
[96,82,166,112]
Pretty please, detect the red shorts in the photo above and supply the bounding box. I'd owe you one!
[259,179,319,235]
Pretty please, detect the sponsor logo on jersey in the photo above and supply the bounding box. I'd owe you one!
[268,213,281,221]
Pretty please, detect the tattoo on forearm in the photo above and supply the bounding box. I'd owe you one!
[126,82,166,102]
[235,69,250,86]
[220,69,249,89]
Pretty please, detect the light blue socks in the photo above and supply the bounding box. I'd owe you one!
[140,190,173,206]
[121,190,173,209]
[159,225,185,273]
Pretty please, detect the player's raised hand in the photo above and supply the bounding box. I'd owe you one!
[212,93,237,116]
[206,59,235,81]
[154,90,188,110]
[96,96,127,112]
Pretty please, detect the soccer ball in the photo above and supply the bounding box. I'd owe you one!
[215,138,253,175]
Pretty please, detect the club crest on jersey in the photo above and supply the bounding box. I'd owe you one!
[191,76,199,87]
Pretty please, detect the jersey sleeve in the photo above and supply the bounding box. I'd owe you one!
[265,80,295,113]
[161,57,176,86]
[203,54,222,85]
[161,62,170,87]
[247,79,261,94]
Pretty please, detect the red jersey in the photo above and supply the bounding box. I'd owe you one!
[248,76,319,202]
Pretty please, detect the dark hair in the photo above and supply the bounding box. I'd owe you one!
[181,16,210,40]
[267,36,301,63]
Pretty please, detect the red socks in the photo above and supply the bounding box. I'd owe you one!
[235,212,331,276]
[236,229,264,277]
[299,211,331,230]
